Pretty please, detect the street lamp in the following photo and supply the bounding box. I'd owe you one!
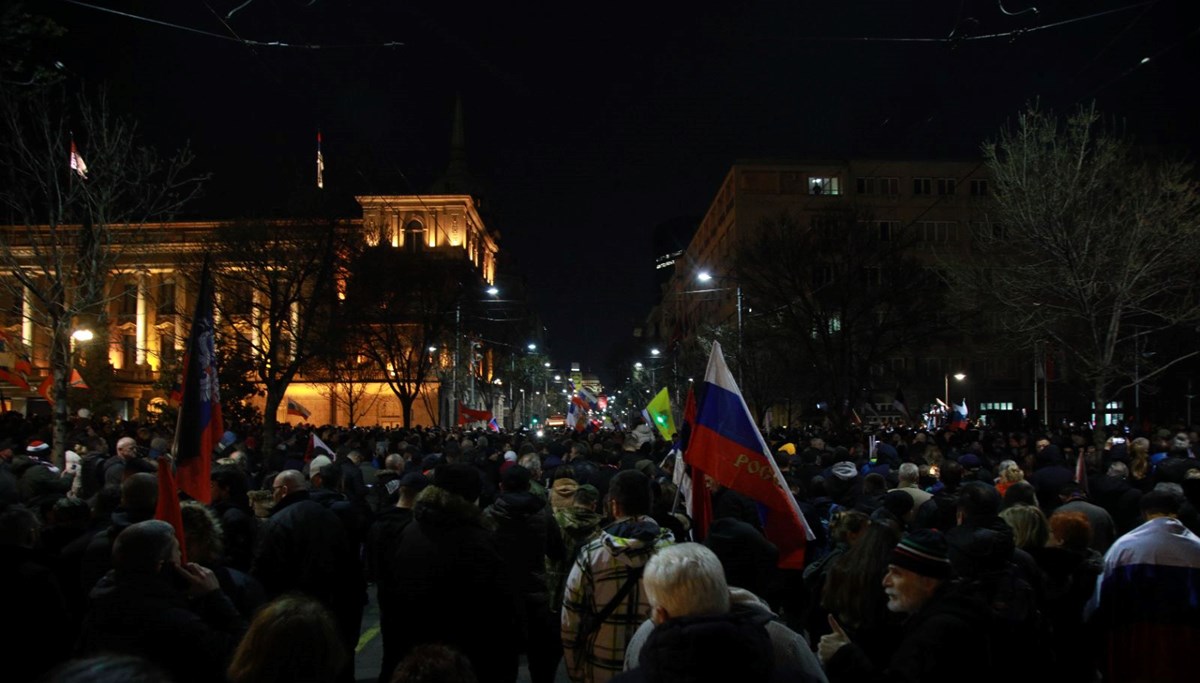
[487,286,499,296]
[71,329,94,342]
[527,343,537,351]
[945,372,966,409]
[696,271,744,386]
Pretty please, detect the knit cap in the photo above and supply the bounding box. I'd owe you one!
[890,529,952,579]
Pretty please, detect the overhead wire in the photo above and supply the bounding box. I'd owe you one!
[59,0,404,49]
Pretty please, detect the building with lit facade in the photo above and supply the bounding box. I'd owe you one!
[0,193,500,427]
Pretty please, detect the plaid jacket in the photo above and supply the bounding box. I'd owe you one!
[560,516,673,683]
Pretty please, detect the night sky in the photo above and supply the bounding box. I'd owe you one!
[34,0,1200,378]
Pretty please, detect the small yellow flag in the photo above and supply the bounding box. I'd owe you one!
[645,387,676,441]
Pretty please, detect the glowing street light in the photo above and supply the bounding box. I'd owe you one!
[650,348,660,356]
[71,329,94,342]
[527,343,537,351]
[487,286,499,296]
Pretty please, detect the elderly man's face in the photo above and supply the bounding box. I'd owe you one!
[883,565,941,614]
[272,475,289,504]
[118,440,137,460]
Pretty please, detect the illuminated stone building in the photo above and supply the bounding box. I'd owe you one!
[0,194,499,427]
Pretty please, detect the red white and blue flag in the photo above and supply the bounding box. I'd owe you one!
[949,400,968,431]
[172,259,223,503]
[685,342,813,568]
[286,397,312,420]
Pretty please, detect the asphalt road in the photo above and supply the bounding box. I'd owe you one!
[353,586,571,683]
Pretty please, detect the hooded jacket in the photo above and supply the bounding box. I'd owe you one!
[561,516,673,683]
[548,505,604,612]
[485,489,565,600]
[389,485,519,683]
[623,587,827,683]
[825,582,996,683]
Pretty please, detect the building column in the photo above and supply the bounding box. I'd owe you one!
[21,286,33,350]
[135,272,148,366]
[251,289,261,351]
[290,301,300,362]
[174,274,186,350]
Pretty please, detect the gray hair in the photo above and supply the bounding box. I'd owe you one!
[643,543,730,619]
[898,462,920,483]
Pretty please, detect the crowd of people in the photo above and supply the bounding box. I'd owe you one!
[1,408,1199,683]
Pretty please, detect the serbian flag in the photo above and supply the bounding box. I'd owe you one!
[316,131,324,189]
[286,397,312,420]
[681,384,712,541]
[686,342,813,568]
[69,137,88,179]
[172,259,222,503]
[155,457,187,564]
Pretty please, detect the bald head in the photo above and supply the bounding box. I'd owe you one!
[272,469,307,503]
[116,437,138,461]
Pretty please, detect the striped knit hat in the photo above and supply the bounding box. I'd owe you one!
[890,529,952,579]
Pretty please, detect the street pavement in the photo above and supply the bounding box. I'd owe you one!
[353,586,571,683]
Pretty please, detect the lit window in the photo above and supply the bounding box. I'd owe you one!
[809,177,841,195]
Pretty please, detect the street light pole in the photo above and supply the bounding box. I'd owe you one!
[736,285,744,388]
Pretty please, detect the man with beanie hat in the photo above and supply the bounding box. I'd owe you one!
[819,529,995,683]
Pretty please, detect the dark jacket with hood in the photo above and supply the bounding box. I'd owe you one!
[484,489,565,601]
[78,570,246,683]
[825,582,996,683]
[613,609,812,683]
[1030,445,1074,513]
[389,485,519,683]
[251,489,359,606]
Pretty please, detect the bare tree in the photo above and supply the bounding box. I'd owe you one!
[955,103,1200,422]
[734,208,947,432]
[311,340,382,427]
[203,218,349,455]
[347,247,481,428]
[0,86,202,463]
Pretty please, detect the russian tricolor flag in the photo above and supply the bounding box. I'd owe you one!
[685,342,813,569]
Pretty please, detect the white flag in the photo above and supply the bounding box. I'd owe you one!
[70,139,88,179]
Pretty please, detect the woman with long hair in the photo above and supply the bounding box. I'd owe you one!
[820,514,904,667]
[227,595,346,683]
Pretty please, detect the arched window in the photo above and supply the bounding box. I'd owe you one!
[405,219,424,252]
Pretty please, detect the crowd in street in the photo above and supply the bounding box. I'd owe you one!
[1,409,1199,683]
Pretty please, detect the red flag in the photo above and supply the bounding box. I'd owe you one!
[458,404,493,425]
[680,385,712,541]
[155,458,188,564]
[37,375,52,402]
[172,259,222,503]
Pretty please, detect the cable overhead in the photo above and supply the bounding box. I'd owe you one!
[60,0,404,49]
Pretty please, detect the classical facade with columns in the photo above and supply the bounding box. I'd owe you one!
[0,194,499,426]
